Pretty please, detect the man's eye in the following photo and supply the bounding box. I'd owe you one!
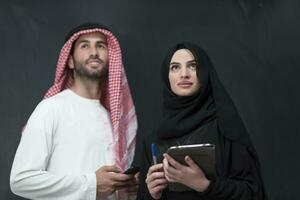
[81,44,88,48]
[97,44,105,49]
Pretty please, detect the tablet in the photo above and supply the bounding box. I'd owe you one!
[166,143,216,191]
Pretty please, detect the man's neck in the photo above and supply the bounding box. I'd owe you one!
[70,77,103,100]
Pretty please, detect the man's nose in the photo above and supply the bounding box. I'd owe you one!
[89,46,98,56]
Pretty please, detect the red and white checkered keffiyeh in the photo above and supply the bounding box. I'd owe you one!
[44,28,137,172]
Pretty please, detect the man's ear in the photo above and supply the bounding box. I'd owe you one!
[68,56,74,69]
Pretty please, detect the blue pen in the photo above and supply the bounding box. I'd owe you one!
[151,143,157,165]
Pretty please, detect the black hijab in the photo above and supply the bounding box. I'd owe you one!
[156,42,253,148]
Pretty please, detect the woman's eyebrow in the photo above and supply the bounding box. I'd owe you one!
[187,60,196,63]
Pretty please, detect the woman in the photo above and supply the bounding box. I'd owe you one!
[137,43,266,200]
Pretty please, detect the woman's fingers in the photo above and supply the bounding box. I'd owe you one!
[146,163,168,195]
[164,153,183,170]
[147,163,163,176]
[146,171,168,199]
[163,154,183,179]
[146,171,165,183]
[148,177,168,188]
[151,182,168,192]
[184,156,199,169]
[146,163,165,184]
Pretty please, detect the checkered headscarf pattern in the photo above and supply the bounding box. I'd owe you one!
[44,28,137,171]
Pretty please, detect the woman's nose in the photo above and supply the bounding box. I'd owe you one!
[180,67,190,78]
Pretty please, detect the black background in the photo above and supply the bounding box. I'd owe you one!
[1,0,299,199]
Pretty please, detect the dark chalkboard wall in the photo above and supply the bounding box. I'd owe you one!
[1,0,299,199]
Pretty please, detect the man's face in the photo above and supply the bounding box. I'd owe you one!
[68,32,109,81]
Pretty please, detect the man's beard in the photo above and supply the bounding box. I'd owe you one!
[73,57,108,82]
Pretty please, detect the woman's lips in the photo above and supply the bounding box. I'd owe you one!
[177,81,193,88]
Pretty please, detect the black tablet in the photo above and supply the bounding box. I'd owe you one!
[167,143,216,191]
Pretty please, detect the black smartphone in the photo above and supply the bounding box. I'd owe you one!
[123,166,140,174]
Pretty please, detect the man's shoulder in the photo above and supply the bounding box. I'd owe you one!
[37,89,71,110]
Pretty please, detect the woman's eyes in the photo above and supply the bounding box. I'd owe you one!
[170,65,180,71]
[189,63,197,70]
[170,64,197,71]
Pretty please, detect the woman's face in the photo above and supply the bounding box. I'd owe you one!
[168,49,201,96]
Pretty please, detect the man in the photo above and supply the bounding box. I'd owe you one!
[10,23,138,200]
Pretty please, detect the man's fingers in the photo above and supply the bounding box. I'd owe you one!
[113,179,133,188]
[122,184,139,193]
[134,172,140,184]
[100,165,122,173]
[110,173,135,182]
[115,179,138,191]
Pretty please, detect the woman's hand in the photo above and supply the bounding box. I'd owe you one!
[146,163,168,199]
[163,153,210,192]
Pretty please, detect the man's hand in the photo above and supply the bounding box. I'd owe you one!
[123,172,139,195]
[95,165,136,198]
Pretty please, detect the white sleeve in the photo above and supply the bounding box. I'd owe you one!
[10,101,97,200]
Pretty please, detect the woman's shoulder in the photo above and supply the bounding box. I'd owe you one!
[142,131,156,147]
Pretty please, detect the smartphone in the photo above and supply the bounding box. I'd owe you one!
[123,166,140,174]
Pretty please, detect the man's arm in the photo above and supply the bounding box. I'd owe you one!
[10,101,97,200]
